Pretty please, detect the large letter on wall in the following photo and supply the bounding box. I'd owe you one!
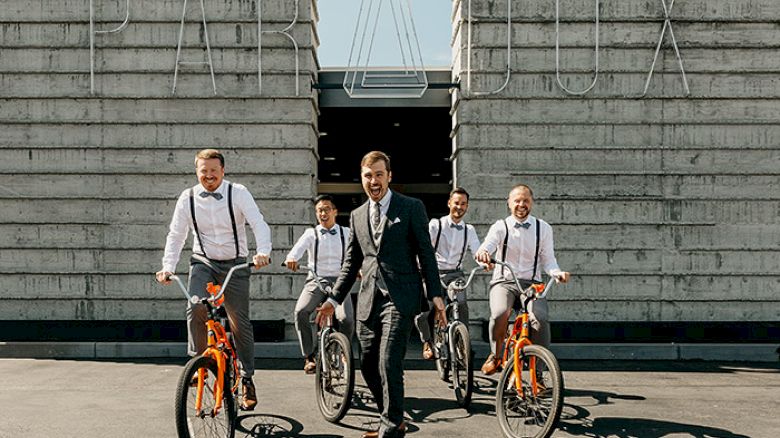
[555,0,600,96]
[640,0,690,97]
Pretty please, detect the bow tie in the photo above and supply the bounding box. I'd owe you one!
[320,228,337,235]
[199,191,223,200]
[515,221,531,229]
[450,223,464,231]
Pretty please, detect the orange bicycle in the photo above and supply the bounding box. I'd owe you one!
[166,262,254,438]
[491,259,564,438]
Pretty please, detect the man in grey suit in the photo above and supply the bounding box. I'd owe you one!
[316,151,447,438]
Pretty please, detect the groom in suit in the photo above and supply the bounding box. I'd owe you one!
[317,151,447,438]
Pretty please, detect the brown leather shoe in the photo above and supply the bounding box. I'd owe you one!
[360,421,406,438]
[422,341,435,361]
[481,353,500,376]
[303,357,316,374]
[241,378,257,411]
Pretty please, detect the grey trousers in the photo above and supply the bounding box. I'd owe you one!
[414,270,470,343]
[488,280,550,355]
[187,256,255,378]
[358,292,413,437]
[294,277,355,358]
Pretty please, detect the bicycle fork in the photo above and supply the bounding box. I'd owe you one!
[512,313,543,397]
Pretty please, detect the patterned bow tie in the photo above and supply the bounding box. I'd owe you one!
[199,191,223,200]
[515,221,531,229]
[450,223,464,231]
[320,228,337,235]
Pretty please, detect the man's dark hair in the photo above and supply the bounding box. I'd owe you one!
[449,187,470,200]
[313,194,336,208]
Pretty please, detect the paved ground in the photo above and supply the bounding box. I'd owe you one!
[1,358,778,438]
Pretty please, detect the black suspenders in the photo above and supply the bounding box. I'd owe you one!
[500,218,540,281]
[189,183,239,260]
[314,225,345,276]
[434,218,469,270]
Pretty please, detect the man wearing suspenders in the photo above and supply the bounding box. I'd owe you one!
[156,149,272,410]
[475,184,570,376]
[284,195,355,374]
[414,187,481,360]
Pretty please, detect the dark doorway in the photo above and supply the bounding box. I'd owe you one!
[317,106,453,223]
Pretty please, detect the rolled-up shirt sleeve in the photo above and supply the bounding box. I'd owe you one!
[476,220,503,258]
[161,190,191,273]
[239,188,272,255]
[286,228,315,262]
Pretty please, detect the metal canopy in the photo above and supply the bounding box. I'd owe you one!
[318,69,454,108]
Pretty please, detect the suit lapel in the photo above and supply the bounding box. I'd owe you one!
[359,202,377,252]
[377,194,402,252]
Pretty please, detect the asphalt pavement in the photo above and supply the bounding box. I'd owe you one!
[1,358,778,438]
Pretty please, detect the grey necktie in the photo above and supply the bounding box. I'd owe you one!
[199,191,223,200]
[372,202,381,237]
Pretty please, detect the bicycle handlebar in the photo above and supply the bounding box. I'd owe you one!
[439,265,484,292]
[489,258,556,299]
[282,262,333,295]
[165,262,256,304]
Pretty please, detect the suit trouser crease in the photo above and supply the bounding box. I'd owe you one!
[358,291,412,434]
[488,280,550,355]
[414,271,469,343]
[294,277,355,357]
[187,258,255,377]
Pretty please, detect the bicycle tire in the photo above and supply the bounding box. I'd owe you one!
[450,323,473,408]
[315,331,355,423]
[495,344,563,438]
[175,355,236,438]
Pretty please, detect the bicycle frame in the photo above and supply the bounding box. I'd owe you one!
[436,266,481,358]
[168,262,252,415]
[492,259,556,397]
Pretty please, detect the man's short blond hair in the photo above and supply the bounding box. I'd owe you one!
[360,150,391,172]
[195,149,225,167]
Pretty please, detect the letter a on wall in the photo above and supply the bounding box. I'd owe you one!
[343,0,429,98]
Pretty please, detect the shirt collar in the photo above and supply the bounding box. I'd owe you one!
[508,215,533,227]
[317,223,338,232]
[445,215,465,227]
[369,189,393,208]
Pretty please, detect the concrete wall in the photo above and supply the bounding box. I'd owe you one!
[451,0,780,323]
[1,0,320,323]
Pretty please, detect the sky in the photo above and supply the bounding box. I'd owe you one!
[316,0,453,68]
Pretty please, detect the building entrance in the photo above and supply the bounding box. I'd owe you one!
[316,70,454,222]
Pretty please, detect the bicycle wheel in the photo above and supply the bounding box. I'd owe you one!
[495,344,563,438]
[433,328,449,382]
[175,355,236,438]
[315,331,355,423]
[450,323,473,408]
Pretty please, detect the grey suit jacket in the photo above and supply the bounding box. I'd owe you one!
[332,191,443,321]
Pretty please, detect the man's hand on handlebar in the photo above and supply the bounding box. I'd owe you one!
[554,271,571,284]
[253,253,271,269]
[475,250,494,271]
[155,270,173,285]
[284,259,299,272]
[315,301,335,328]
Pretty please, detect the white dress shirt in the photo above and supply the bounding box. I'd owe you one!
[478,215,561,282]
[285,224,351,277]
[161,180,272,272]
[429,215,481,270]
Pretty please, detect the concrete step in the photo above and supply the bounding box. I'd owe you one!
[1,340,777,362]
